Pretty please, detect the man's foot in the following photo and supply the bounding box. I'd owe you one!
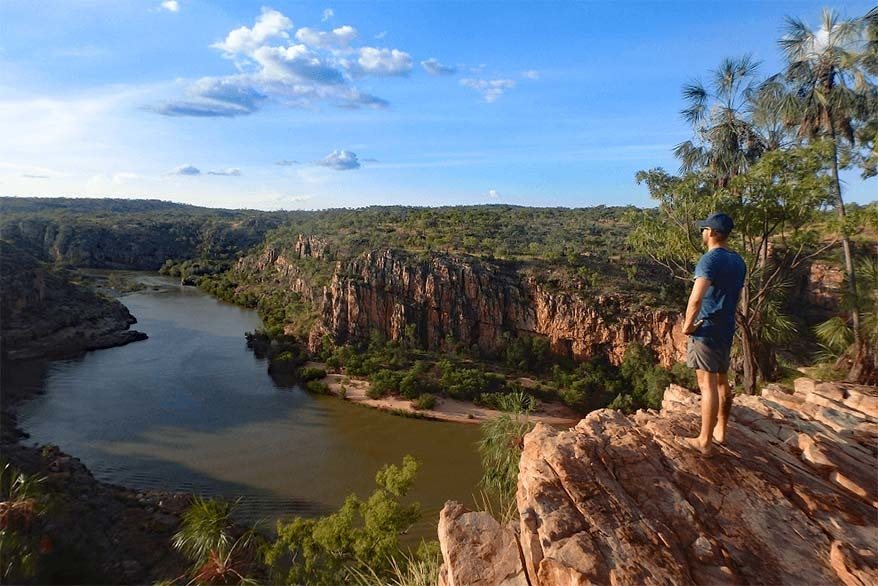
[712,428,726,445]
[679,436,714,456]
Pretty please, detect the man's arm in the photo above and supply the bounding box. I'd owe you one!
[682,277,711,335]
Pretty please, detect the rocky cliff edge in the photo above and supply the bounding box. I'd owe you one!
[438,378,878,585]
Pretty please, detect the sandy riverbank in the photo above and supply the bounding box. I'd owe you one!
[305,362,581,426]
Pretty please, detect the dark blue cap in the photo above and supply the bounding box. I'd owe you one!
[698,212,734,234]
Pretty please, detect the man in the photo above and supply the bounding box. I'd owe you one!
[680,212,746,456]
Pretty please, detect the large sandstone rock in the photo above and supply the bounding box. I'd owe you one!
[438,501,528,586]
[438,380,878,585]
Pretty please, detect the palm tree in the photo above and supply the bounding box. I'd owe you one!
[170,496,262,585]
[674,55,767,186]
[779,8,872,381]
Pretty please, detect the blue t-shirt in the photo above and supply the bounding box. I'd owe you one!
[692,248,746,347]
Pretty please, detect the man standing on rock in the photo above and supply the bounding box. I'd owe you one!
[680,212,746,456]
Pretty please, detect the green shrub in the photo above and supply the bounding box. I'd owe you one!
[412,393,436,410]
[305,380,331,395]
[399,373,420,399]
[265,456,421,585]
[368,369,403,398]
[300,367,327,382]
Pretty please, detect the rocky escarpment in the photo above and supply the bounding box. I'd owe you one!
[240,236,688,366]
[438,378,878,585]
[0,241,146,360]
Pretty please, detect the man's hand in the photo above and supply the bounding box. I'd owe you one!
[682,319,704,335]
[683,277,711,335]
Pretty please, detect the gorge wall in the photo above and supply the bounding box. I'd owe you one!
[236,235,689,366]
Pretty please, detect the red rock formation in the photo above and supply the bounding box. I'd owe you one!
[437,378,878,585]
[239,238,688,366]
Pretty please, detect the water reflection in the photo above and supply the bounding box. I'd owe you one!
[12,274,483,538]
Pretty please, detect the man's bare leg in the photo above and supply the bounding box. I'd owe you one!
[713,373,731,444]
[685,369,717,455]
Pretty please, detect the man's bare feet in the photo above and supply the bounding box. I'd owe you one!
[680,436,714,456]
[712,428,726,444]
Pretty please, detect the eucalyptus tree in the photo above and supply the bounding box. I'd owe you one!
[674,55,767,186]
[779,8,874,379]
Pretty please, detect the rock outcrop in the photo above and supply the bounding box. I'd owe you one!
[1,441,190,584]
[0,241,146,360]
[238,239,688,367]
[438,379,878,585]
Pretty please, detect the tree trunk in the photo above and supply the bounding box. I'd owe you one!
[739,324,759,395]
[754,336,778,382]
[828,133,864,381]
[738,283,758,394]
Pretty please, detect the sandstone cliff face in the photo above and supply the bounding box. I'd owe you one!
[244,237,688,366]
[0,242,146,360]
[438,378,878,585]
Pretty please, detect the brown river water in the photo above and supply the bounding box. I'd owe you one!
[11,273,484,540]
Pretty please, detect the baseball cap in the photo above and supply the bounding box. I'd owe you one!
[697,212,734,234]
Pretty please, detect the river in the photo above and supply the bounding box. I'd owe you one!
[12,273,484,540]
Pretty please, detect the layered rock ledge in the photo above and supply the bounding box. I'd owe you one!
[438,379,878,585]
[1,241,146,361]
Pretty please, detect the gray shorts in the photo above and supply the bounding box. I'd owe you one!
[686,337,731,373]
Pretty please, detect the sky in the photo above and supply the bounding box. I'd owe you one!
[0,0,874,211]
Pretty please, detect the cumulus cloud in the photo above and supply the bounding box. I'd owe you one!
[207,168,242,176]
[460,78,516,102]
[356,47,412,76]
[150,76,268,117]
[160,1,179,12]
[316,150,360,170]
[153,8,414,116]
[212,8,293,56]
[172,164,201,176]
[421,58,456,76]
[487,189,500,199]
[374,31,387,40]
[276,159,301,166]
[295,25,357,48]
[521,69,540,80]
[322,8,334,22]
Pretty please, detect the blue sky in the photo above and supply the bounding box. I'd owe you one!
[1,0,874,210]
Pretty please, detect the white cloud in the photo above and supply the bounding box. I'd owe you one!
[487,189,500,199]
[356,47,412,76]
[316,150,360,170]
[374,31,387,40]
[207,168,241,176]
[112,172,140,184]
[294,25,358,49]
[322,8,334,22]
[160,1,179,12]
[276,159,301,166]
[521,70,540,80]
[460,78,516,102]
[421,58,456,76]
[151,75,267,116]
[155,8,406,115]
[172,164,200,175]
[212,8,292,56]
